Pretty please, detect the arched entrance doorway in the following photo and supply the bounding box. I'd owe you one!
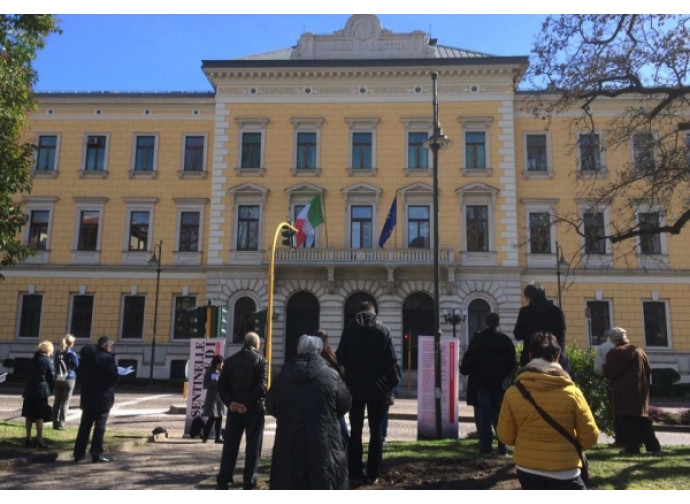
[285,291,320,362]
[343,291,377,328]
[402,292,434,370]
[232,296,256,344]
[466,298,492,346]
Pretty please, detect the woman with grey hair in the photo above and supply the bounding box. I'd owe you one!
[267,334,352,489]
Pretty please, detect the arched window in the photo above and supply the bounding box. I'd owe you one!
[402,292,434,370]
[233,297,256,343]
[343,291,377,328]
[285,291,320,361]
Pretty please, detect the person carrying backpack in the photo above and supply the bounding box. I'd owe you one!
[53,334,79,430]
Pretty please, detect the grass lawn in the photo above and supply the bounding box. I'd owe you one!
[0,420,147,460]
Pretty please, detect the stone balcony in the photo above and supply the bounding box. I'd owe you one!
[273,247,455,266]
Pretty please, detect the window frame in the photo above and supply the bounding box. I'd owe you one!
[459,116,493,176]
[577,131,605,175]
[18,293,43,339]
[402,117,432,175]
[236,204,261,251]
[235,118,269,175]
[181,133,207,175]
[522,199,558,268]
[22,197,57,264]
[578,202,612,267]
[34,133,60,175]
[457,183,498,266]
[291,117,323,175]
[346,117,379,175]
[631,131,658,173]
[130,133,158,177]
[69,293,94,340]
[122,198,157,265]
[350,205,374,249]
[72,197,108,265]
[635,204,668,269]
[586,299,613,347]
[120,294,146,340]
[342,182,382,249]
[522,132,552,178]
[80,133,109,177]
[228,183,268,264]
[407,205,431,249]
[642,299,671,349]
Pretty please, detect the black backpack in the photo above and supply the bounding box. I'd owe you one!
[56,352,69,381]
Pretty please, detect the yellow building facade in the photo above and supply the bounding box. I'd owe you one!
[2,15,689,381]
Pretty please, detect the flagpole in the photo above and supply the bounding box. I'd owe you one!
[320,191,328,248]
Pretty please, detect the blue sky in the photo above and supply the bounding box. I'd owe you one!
[33,14,549,92]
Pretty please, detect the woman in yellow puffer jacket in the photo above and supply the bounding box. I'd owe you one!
[497,331,599,490]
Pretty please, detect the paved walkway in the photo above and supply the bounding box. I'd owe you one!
[1,390,688,490]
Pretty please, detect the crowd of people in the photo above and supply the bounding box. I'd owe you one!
[19,281,664,490]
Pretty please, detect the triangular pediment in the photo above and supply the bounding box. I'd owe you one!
[455,182,499,196]
[341,182,382,196]
[227,182,269,196]
[399,182,433,195]
[284,182,325,196]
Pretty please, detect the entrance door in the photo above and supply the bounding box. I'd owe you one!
[285,291,320,362]
[402,292,434,370]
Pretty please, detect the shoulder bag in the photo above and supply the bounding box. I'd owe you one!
[514,381,590,486]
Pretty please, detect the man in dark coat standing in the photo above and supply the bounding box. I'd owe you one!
[73,335,119,463]
[603,327,661,456]
[216,331,268,490]
[267,335,352,489]
[513,282,571,372]
[336,301,399,486]
[460,312,516,455]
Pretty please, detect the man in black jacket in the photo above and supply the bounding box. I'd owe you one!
[216,331,268,490]
[73,335,119,463]
[460,313,515,455]
[336,301,399,486]
[513,282,571,372]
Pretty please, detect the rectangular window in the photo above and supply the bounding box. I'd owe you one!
[28,210,50,251]
[579,133,601,172]
[134,135,155,171]
[639,212,662,255]
[237,205,259,251]
[36,135,57,171]
[528,212,551,254]
[466,205,489,252]
[70,295,94,340]
[351,205,373,248]
[633,132,656,172]
[128,211,150,251]
[583,212,606,254]
[352,132,372,169]
[587,300,611,346]
[84,135,107,171]
[526,134,547,171]
[173,295,197,340]
[241,132,261,169]
[179,211,200,252]
[408,132,429,169]
[19,294,42,338]
[643,301,669,347]
[296,132,317,169]
[77,210,100,251]
[121,295,145,339]
[407,206,430,248]
[183,136,205,172]
[465,132,486,169]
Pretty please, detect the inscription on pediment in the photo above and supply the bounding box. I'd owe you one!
[291,14,436,60]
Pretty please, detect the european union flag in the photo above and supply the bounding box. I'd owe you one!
[378,196,397,248]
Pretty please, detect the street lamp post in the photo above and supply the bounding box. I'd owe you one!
[148,240,162,382]
[443,309,466,339]
[423,71,452,439]
[555,240,568,308]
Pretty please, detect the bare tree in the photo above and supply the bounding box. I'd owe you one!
[525,15,690,261]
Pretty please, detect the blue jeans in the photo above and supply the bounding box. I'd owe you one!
[476,387,506,454]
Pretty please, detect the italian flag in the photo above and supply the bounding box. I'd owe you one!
[295,194,325,248]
